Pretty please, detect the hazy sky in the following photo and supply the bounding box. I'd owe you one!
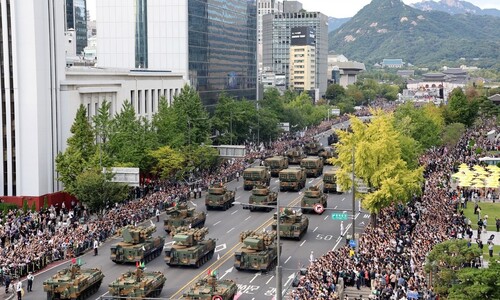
[86,0,500,20]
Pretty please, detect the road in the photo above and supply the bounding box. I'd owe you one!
[25,122,369,300]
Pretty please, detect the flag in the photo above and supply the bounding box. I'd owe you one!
[77,258,82,266]
[207,268,211,276]
[71,258,76,264]
[140,262,145,268]
[136,261,139,268]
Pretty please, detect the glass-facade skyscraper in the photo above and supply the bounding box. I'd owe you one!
[65,0,87,55]
[188,0,257,108]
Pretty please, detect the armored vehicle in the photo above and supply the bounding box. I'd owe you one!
[110,224,165,264]
[242,166,271,190]
[182,272,238,300]
[303,140,323,156]
[327,132,338,145]
[285,146,306,164]
[318,146,336,165]
[163,202,206,233]
[234,230,280,272]
[264,156,289,177]
[272,208,309,240]
[279,167,306,192]
[301,186,328,214]
[108,265,166,299]
[243,185,278,212]
[205,183,236,210]
[164,226,216,268]
[300,156,324,177]
[323,169,340,193]
[43,261,104,300]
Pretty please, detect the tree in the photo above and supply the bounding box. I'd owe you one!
[424,239,482,297]
[67,104,96,162]
[331,112,424,219]
[393,103,443,149]
[148,146,185,179]
[448,260,500,300]
[153,96,182,146]
[72,170,129,212]
[443,88,479,127]
[441,123,466,147]
[325,84,346,104]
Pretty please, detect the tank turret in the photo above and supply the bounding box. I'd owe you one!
[205,183,236,211]
[121,224,156,244]
[165,227,216,268]
[304,186,321,198]
[273,209,309,240]
[164,203,206,233]
[301,186,327,214]
[235,231,279,271]
[244,185,278,212]
[110,223,165,264]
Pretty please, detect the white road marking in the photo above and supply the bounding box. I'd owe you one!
[227,227,235,233]
[249,272,261,283]
[299,240,307,247]
[313,226,318,232]
[231,210,238,215]
[235,196,241,200]
[215,244,227,253]
[334,205,338,209]
[324,215,328,220]
[284,256,292,264]
[245,216,251,221]
[266,276,275,284]
[341,197,345,201]
[214,221,221,226]
[308,180,313,183]
[364,214,370,218]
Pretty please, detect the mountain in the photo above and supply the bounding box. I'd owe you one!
[411,0,500,17]
[328,0,500,66]
[328,17,351,32]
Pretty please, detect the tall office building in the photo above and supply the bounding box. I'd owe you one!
[65,0,87,55]
[97,0,257,108]
[0,0,66,196]
[289,27,316,92]
[257,0,283,70]
[262,4,328,96]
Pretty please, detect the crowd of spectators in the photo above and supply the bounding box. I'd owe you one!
[291,119,500,300]
[0,111,362,284]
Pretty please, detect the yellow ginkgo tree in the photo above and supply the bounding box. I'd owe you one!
[330,110,424,224]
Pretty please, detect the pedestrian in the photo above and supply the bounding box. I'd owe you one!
[488,242,494,257]
[496,217,500,232]
[15,279,22,300]
[155,208,160,223]
[198,186,202,198]
[236,172,240,182]
[309,251,314,264]
[93,238,99,256]
[5,273,10,294]
[340,221,344,237]
[27,272,33,292]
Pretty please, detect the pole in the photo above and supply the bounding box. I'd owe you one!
[276,197,282,300]
[351,145,356,247]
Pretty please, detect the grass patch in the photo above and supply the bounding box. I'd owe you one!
[461,202,500,231]
[480,244,500,257]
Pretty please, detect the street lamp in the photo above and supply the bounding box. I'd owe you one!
[276,196,282,300]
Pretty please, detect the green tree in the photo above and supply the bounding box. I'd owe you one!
[325,84,346,104]
[153,97,182,146]
[67,104,96,162]
[72,170,129,212]
[448,260,500,300]
[148,146,185,179]
[393,103,443,149]
[443,88,479,127]
[332,112,424,219]
[425,239,482,297]
[345,85,364,105]
[442,123,466,147]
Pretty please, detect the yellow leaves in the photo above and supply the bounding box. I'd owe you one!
[149,146,186,179]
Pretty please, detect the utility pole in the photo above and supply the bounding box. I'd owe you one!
[276,198,282,300]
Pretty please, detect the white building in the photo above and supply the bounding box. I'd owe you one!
[257,0,283,70]
[60,68,186,149]
[0,0,66,196]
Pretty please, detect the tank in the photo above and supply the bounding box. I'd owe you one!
[234,230,280,272]
[264,156,289,177]
[110,223,165,264]
[285,147,306,164]
[323,169,340,193]
[279,168,306,192]
[164,226,216,268]
[301,186,328,214]
[303,141,324,156]
[327,133,338,145]
[272,208,309,240]
[205,183,236,210]
[182,272,238,300]
[300,156,324,177]
[108,265,166,299]
[242,166,271,190]
[43,261,104,300]
[318,147,336,165]
[243,185,278,212]
[163,202,206,233]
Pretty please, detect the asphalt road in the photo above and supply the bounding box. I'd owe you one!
[25,121,370,300]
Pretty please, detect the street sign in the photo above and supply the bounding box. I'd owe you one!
[349,239,357,247]
[331,213,348,220]
[314,203,324,214]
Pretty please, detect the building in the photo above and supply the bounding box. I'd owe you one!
[262,4,328,96]
[382,59,404,68]
[60,68,186,145]
[261,71,286,93]
[327,54,365,87]
[396,70,415,78]
[289,27,316,92]
[257,0,283,70]
[0,0,66,197]
[97,0,257,109]
[65,0,87,55]
[405,72,468,102]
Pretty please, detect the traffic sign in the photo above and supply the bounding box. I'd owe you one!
[314,203,324,214]
[331,213,348,220]
[349,239,357,247]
